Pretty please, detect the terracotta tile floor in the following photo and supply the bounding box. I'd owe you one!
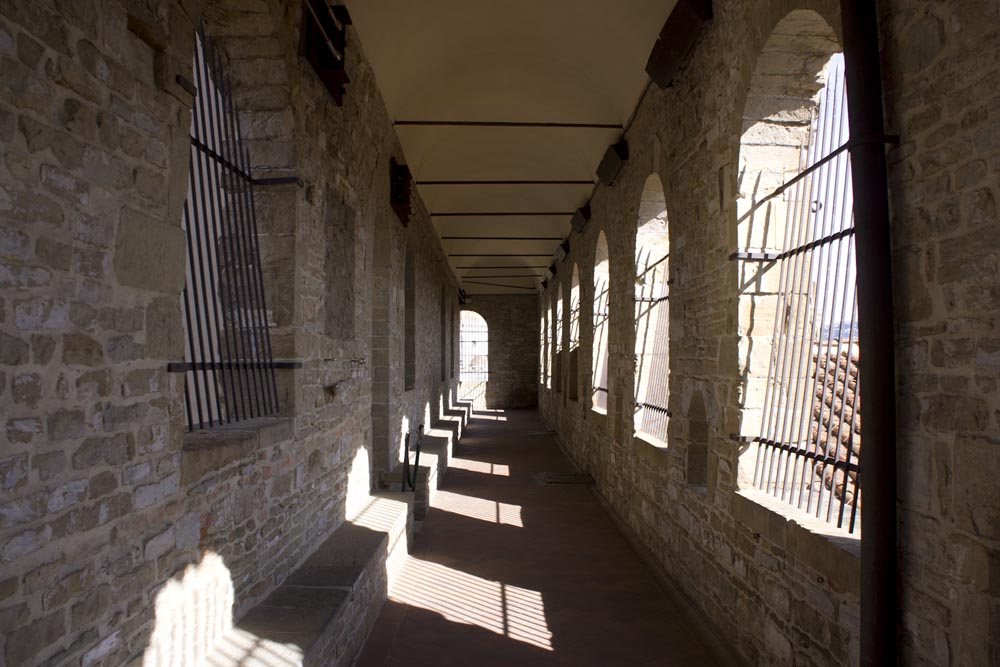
[357,409,728,666]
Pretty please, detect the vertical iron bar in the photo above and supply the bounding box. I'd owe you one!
[223,55,278,415]
[755,202,800,488]
[181,190,206,429]
[790,61,846,509]
[205,35,256,419]
[831,297,861,527]
[761,127,814,496]
[189,37,232,423]
[211,38,265,418]
[190,125,229,427]
[195,30,246,422]
[184,159,216,427]
[798,60,851,512]
[774,95,830,503]
[812,67,855,517]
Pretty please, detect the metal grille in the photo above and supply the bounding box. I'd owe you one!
[553,292,563,393]
[179,29,278,431]
[539,307,548,386]
[460,311,489,382]
[747,55,861,533]
[634,250,670,441]
[592,278,609,409]
[568,285,580,400]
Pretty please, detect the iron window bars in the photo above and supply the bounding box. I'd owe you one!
[634,250,670,441]
[553,295,563,393]
[301,0,351,105]
[539,307,549,386]
[738,55,861,534]
[459,312,489,383]
[175,29,279,431]
[568,286,581,400]
[592,278,610,409]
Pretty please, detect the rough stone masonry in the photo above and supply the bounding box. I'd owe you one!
[540,1,1000,666]
[0,0,998,666]
[0,0,460,664]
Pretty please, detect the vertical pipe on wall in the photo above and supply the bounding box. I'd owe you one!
[840,1,897,664]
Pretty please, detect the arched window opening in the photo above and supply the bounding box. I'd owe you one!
[592,232,610,411]
[687,390,708,487]
[459,310,488,400]
[634,175,670,442]
[179,28,279,431]
[404,243,415,391]
[568,266,581,401]
[539,298,548,386]
[554,284,564,393]
[735,12,859,534]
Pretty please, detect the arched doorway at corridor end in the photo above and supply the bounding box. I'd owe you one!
[459,310,489,406]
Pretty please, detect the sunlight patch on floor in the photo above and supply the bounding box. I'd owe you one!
[392,558,553,651]
[207,630,303,667]
[433,489,523,527]
[449,458,511,477]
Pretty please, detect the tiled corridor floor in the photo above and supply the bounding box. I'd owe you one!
[356,409,729,666]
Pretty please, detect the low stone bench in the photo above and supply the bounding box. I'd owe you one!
[383,431,451,520]
[205,492,412,667]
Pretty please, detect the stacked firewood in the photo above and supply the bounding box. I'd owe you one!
[810,345,861,510]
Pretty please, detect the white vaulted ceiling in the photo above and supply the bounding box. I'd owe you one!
[347,0,676,294]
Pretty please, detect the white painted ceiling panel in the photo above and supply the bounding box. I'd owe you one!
[347,0,676,293]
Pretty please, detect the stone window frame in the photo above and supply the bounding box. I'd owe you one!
[567,264,581,402]
[633,173,671,445]
[732,7,861,540]
[592,230,611,413]
[553,283,564,394]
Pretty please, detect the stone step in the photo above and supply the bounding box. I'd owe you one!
[204,492,413,667]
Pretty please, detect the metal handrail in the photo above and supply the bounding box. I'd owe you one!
[401,425,423,492]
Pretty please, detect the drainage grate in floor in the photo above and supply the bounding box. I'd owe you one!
[542,472,595,485]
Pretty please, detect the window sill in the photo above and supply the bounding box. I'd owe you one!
[634,431,668,450]
[181,417,294,485]
[734,488,860,592]
[633,432,669,470]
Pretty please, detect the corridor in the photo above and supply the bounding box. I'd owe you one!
[357,409,728,666]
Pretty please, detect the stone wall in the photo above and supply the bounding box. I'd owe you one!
[0,1,458,665]
[881,2,1000,664]
[462,296,539,409]
[540,0,1000,665]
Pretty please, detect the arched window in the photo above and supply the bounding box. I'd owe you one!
[634,175,670,442]
[735,11,859,533]
[554,283,564,393]
[179,28,279,431]
[459,310,488,383]
[539,297,549,387]
[592,232,610,411]
[568,265,581,401]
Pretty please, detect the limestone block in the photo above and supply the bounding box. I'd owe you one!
[113,207,185,293]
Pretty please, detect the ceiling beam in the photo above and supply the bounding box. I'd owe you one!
[449,253,554,257]
[417,179,594,186]
[454,265,550,269]
[462,280,539,291]
[457,274,543,278]
[441,236,563,241]
[431,211,574,217]
[395,120,621,129]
